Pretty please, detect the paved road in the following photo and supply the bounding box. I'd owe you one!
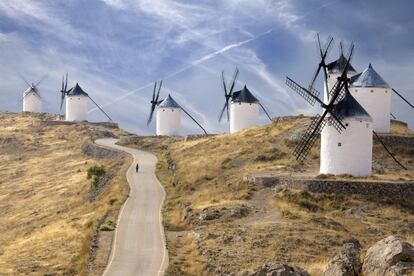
[95,138,168,276]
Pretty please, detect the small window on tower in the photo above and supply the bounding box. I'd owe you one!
[345,123,349,127]
[366,123,369,128]
[385,90,388,93]
[172,109,174,112]
[338,142,342,147]
[370,89,374,93]
[355,89,358,92]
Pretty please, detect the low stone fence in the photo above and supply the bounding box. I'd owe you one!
[43,120,119,128]
[244,175,414,199]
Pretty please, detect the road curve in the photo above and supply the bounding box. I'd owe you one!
[95,138,168,276]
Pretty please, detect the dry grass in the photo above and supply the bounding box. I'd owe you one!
[124,116,414,275]
[0,112,130,275]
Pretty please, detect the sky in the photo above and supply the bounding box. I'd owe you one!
[0,0,413,134]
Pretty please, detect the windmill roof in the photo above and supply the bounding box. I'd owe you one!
[327,54,357,73]
[24,86,40,96]
[158,94,180,108]
[232,85,259,103]
[351,63,390,88]
[67,83,88,96]
[333,92,372,121]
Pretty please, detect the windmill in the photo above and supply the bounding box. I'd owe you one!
[146,81,207,136]
[286,35,406,175]
[218,68,273,133]
[59,73,112,122]
[20,74,46,113]
[350,63,414,133]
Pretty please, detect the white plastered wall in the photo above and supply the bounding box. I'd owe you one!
[320,117,373,177]
[156,107,181,136]
[23,92,42,112]
[66,96,88,121]
[350,87,391,133]
[230,102,259,133]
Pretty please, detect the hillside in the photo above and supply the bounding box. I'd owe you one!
[123,116,414,275]
[0,112,130,275]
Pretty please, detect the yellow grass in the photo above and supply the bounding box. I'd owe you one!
[124,116,414,275]
[0,112,130,274]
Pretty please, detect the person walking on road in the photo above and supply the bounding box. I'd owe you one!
[136,163,139,173]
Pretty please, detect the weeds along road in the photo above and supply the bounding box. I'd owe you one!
[95,138,168,276]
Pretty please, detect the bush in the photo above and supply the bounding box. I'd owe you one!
[87,165,106,188]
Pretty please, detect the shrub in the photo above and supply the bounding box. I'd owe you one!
[87,165,106,188]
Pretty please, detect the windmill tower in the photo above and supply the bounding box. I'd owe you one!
[59,74,113,122]
[20,75,46,113]
[157,94,182,136]
[286,37,374,177]
[65,83,89,121]
[320,93,373,176]
[147,81,207,136]
[219,69,272,133]
[350,64,391,132]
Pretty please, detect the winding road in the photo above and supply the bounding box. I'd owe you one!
[95,138,168,276]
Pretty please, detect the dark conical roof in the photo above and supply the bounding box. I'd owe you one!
[327,54,357,73]
[351,63,390,88]
[158,94,180,108]
[231,85,259,103]
[333,92,372,120]
[24,85,40,96]
[67,83,88,96]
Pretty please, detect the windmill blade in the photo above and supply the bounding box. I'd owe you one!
[309,34,333,93]
[64,72,68,91]
[35,75,48,86]
[293,112,328,161]
[180,105,208,135]
[218,102,228,123]
[228,68,239,95]
[87,95,113,121]
[18,73,31,87]
[339,41,344,55]
[373,131,407,170]
[392,88,414,109]
[259,102,272,122]
[286,77,323,106]
[308,65,322,93]
[327,112,345,133]
[156,80,163,102]
[390,113,396,120]
[147,105,156,126]
[60,92,65,112]
[328,80,347,103]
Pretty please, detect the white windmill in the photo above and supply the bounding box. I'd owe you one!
[59,74,112,122]
[219,68,272,133]
[349,64,391,132]
[147,81,207,136]
[20,75,46,113]
[286,35,407,176]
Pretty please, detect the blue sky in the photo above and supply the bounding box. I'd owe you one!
[0,0,413,134]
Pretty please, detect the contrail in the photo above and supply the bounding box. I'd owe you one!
[89,0,339,113]
[88,28,275,113]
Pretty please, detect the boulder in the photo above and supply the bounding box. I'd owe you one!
[322,238,361,276]
[362,236,414,276]
[249,263,309,276]
[199,208,221,221]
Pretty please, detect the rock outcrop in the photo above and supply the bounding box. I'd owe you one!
[362,236,414,276]
[248,263,309,276]
[322,238,361,276]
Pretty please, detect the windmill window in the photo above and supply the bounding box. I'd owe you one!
[338,142,342,147]
[355,89,358,92]
[385,90,388,93]
[163,109,165,111]
[370,90,374,93]
[345,123,349,127]
[366,123,369,128]
[172,109,174,112]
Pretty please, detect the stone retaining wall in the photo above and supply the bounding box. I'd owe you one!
[244,175,414,199]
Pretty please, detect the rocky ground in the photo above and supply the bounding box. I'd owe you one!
[122,116,414,275]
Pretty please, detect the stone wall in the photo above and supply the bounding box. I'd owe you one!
[244,175,414,199]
